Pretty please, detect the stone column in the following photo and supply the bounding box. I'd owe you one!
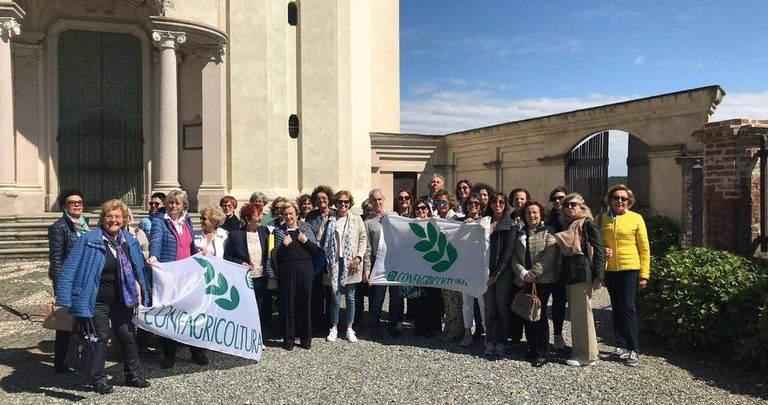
[151,30,186,192]
[0,17,20,189]
[196,45,228,208]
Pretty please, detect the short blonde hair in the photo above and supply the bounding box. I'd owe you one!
[99,199,129,226]
[561,193,594,223]
[200,206,226,228]
[604,184,636,209]
[165,189,189,211]
[334,190,355,207]
[282,200,300,216]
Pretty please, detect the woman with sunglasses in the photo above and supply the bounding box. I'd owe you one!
[483,192,515,356]
[600,184,650,367]
[471,183,495,217]
[556,193,605,367]
[433,190,462,343]
[324,190,368,343]
[194,206,228,258]
[458,193,487,348]
[411,197,443,337]
[395,189,413,217]
[545,186,569,351]
[454,180,472,218]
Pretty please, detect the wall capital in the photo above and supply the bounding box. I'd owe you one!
[0,18,21,41]
[194,44,226,63]
[152,30,186,49]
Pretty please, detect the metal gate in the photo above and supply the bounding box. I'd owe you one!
[58,30,143,206]
[627,135,650,214]
[567,131,609,216]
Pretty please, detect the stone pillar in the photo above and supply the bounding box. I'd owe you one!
[196,45,228,208]
[151,30,186,193]
[0,17,20,189]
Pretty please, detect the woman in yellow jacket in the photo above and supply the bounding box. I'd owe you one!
[600,184,650,367]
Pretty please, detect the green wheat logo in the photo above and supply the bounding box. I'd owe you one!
[194,257,240,310]
[409,221,458,272]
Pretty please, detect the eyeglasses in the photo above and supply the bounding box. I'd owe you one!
[565,202,580,209]
[398,196,411,201]
[336,200,351,205]
[492,199,506,205]
[467,201,481,207]
[150,202,162,207]
[252,200,264,206]
[551,195,565,202]
[200,216,208,221]
[220,204,233,210]
[435,200,448,207]
[611,195,629,202]
[67,200,84,207]
[416,205,429,211]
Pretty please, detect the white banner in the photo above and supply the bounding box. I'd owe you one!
[134,254,262,361]
[370,215,491,298]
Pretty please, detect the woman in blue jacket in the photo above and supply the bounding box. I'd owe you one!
[55,199,150,395]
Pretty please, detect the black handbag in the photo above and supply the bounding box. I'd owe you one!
[63,319,104,376]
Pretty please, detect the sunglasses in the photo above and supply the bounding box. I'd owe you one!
[398,196,411,201]
[67,200,84,207]
[150,202,162,207]
[435,200,448,207]
[611,196,629,202]
[492,199,506,205]
[565,202,580,209]
[416,205,429,211]
[551,195,565,202]
[200,216,208,221]
[467,201,481,207]
[336,200,351,205]
[220,205,233,210]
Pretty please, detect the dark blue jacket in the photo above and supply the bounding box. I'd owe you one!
[55,228,149,318]
[149,215,196,263]
[223,226,275,279]
[48,214,89,286]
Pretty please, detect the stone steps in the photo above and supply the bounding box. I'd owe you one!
[0,211,200,259]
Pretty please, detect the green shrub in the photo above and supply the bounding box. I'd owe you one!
[644,215,680,257]
[639,248,762,351]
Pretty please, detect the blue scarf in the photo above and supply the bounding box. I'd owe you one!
[104,231,140,307]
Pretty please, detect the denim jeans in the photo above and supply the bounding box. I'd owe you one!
[330,257,357,326]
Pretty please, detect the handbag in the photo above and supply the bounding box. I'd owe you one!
[64,319,104,376]
[511,282,541,322]
[42,301,76,332]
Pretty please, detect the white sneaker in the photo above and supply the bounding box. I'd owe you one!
[346,328,358,343]
[495,343,506,356]
[566,358,597,367]
[553,335,566,350]
[611,347,630,359]
[326,328,338,342]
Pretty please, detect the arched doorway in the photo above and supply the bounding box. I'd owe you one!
[566,130,649,215]
[58,30,143,206]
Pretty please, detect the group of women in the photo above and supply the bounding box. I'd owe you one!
[49,178,650,394]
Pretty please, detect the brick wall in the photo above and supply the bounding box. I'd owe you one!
[692,119,768,255]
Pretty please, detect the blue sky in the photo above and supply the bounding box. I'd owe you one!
[399,1,768,175]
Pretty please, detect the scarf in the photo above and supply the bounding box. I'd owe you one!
[323,214,355,294]
[67,214,89,237]
[104,231,140,307]
[554,217,588,257]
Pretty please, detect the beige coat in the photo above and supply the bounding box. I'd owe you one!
[324,214,368,286]
[511,223,559,286]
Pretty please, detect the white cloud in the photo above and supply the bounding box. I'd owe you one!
[711,92,768,121]
[406,33,583,59]
[408,81,438,96]
[401,90,768,135]
[634,55,646,66]
[572,4,642,20]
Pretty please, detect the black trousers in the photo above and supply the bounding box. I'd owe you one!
[605,270,641,352]
[508,284,525,342]
[522,283,554,359]
[54,330,71,369]
[251,276,269,328]
[310,273,328,333]
[370,285,402,331]
[483,270,513,344]
[551,280,567,336]
[278,260,314,340]
[354,281,372,325]
[92,301,140,384]
[414,287,443,335]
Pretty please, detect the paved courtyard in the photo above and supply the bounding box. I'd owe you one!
[0,258,766,404]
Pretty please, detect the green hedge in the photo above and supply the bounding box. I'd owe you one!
[639,248,768,371]
[644,215,680,257]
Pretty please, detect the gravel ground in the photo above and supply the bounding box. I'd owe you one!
[0,258,766,404]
